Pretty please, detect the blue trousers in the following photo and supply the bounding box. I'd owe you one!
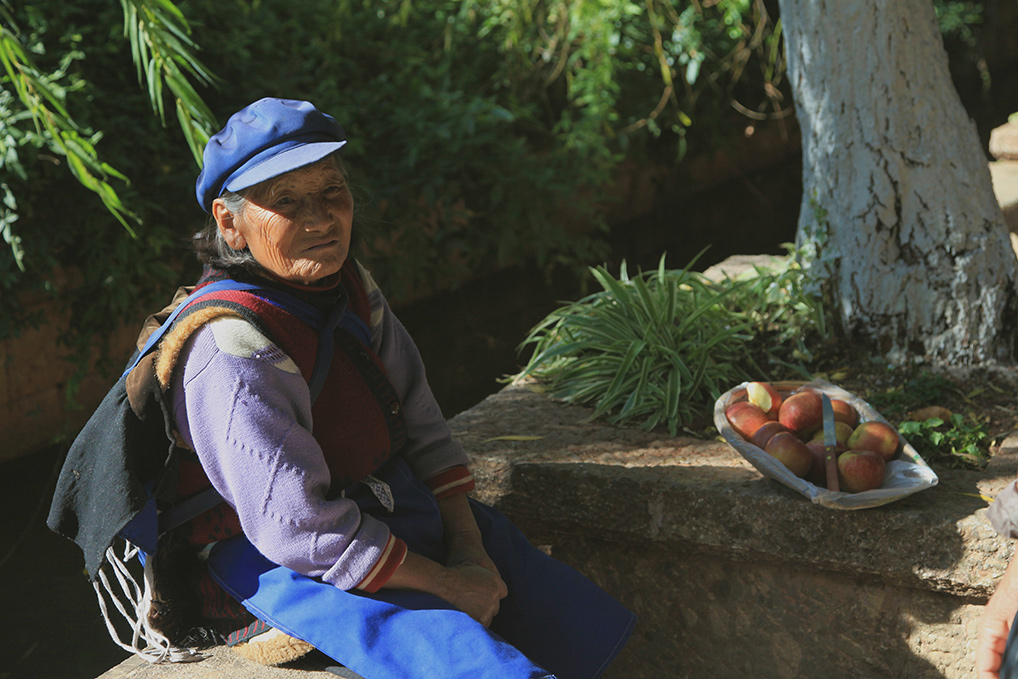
[206,457,636,679]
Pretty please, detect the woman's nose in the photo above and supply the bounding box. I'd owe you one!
[300,198,331,229]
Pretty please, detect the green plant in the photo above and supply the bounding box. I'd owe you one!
[0,0,215,268]
[898,414,990,469]
[513,249,826,435]
[865,370,958,420]
[0,0,999,385]
[719,244,828,370]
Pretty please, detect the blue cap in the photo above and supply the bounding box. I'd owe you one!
[195,98,347,212]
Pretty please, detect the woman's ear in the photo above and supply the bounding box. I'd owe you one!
[212,199,246,251]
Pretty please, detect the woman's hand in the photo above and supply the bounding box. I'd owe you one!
[381,493,508,626]
[977,556,1018,678]
[440,562,508,627]
[438,493,502,576]
[437,492,507,625]
[382,551,507,627]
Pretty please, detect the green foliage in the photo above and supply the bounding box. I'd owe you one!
[898,414,990,469]
[0,0,217,377]
[935,1,984,49]
[467,0,787,163]
[0,1,135,263]
[720,245,828,370]
[865,370,958,420]
[0,0,999,376]
[513,249,826,435]
[119,0,217,166]
[864,370,990,468]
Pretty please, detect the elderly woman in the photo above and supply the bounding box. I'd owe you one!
[86,98,634,679]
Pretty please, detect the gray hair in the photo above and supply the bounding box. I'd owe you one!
[191,189,259,271]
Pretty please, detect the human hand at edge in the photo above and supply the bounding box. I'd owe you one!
[977,558,1018,679]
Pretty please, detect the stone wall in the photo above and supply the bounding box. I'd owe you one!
[0,301,136,462]
[450,383,1017,679]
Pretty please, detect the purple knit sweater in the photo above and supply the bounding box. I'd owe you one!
[168,264,470,591]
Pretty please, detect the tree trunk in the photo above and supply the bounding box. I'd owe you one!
[777,0,1018,365]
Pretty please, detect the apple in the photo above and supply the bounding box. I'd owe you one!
[809,421,854,448]
[746,381,782,419]
[847,421,900,461]
[725,401,772,440]
[831,399,860,428]
[778,390,823,434]
[806,440,847,488]
[837,449,886,493]
[764,431,814,478]
[751,421,789,449]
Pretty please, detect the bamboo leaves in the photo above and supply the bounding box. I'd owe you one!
[0,0,217,269]
[515,251,825,435]
[0,7,136,262]
[120,0,217,167]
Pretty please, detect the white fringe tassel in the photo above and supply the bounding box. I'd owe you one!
[92,542,204,663]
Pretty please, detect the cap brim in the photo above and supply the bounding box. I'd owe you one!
[223,139,348,194]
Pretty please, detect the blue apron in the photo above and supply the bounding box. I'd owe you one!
[206,457,636,679]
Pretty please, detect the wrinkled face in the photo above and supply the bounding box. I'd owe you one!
[213,158,353,285]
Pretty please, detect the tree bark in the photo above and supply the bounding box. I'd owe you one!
[777,0,1018,365]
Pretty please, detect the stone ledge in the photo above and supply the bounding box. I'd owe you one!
[451,383,1013,678]
[451,384,1014,599]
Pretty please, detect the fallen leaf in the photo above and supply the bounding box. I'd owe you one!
[482,435,545,443]
[908,406,953,422]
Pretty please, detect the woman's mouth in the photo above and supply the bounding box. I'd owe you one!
[304,238,339,253]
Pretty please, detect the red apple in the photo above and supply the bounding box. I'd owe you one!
[764,431,814,478]
[847,421,900,461]
[809,421,854,448]
[831,399,860,428]
[746,381,782,419]
[726,401,772,440]
[837,449,886,493]
[806,440,847,488]
[751,421,790,449]
[778,390,824,434]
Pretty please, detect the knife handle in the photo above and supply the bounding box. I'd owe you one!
[825,447,840,492]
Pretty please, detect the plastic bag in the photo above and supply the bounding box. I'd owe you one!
[713,378,939,510]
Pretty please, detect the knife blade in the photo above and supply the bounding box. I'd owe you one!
[821,393,840,492]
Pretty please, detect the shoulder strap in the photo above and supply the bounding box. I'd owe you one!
[124,279,369,404]
[124,280,265,378]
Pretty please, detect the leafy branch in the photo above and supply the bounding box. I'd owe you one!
[0,0,217,270]
[120,0,218,166]
[0,2,136,268]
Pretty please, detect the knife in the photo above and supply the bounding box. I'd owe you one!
[821,393,840,492]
